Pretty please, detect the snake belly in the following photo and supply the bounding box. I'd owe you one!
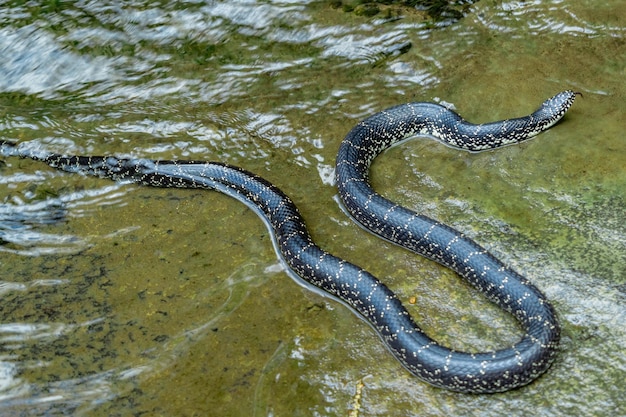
[0,90,576,394]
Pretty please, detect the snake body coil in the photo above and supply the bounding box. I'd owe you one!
[0,91,576,393]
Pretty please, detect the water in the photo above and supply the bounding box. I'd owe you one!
[0,1,624,416]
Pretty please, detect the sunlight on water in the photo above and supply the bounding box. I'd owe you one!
[0,27,116,99]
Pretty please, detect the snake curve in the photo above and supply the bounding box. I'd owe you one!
[0,90,576,393]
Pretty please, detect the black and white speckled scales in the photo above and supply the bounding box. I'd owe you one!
[0,90,576,393]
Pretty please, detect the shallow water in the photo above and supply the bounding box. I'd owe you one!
[0,1,624,416]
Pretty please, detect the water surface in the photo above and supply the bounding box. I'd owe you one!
[0,1,624,416]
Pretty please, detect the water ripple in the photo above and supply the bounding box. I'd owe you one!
[0,26,118,99]
[475,0,626,37]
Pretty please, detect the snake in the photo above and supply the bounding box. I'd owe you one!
[0,90,577,393]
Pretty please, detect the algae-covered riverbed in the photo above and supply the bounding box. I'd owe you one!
[0,1,624,416]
